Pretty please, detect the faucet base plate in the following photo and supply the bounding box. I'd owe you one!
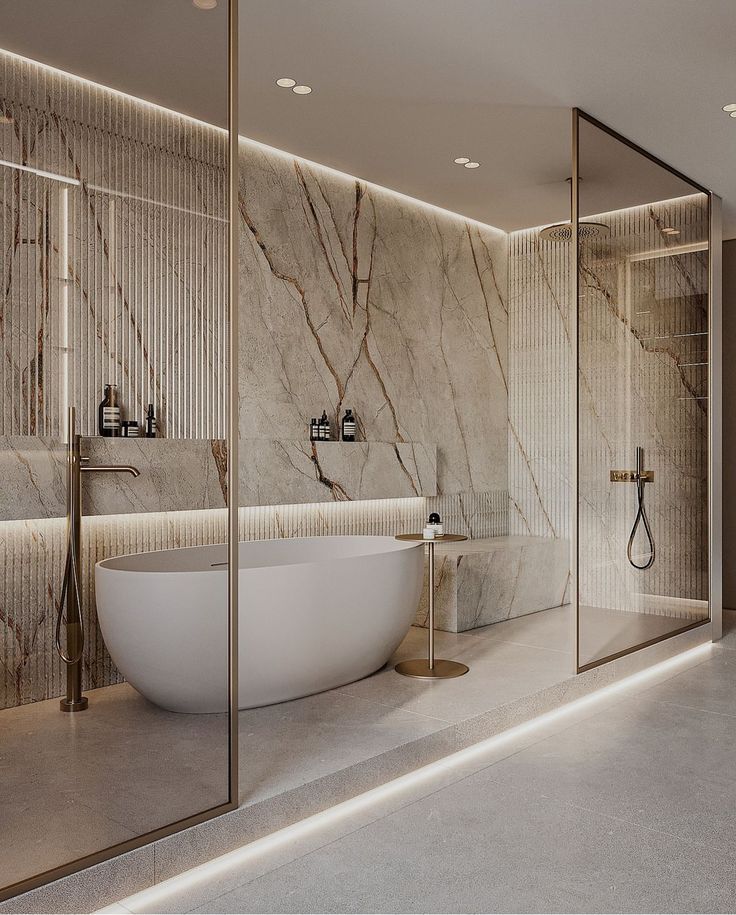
[60,696,88,713]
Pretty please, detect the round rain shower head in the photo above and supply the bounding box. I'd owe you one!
[538,221,610,242]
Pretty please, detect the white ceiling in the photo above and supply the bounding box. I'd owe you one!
[1,0,734,234]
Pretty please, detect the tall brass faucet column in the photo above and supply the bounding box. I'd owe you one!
[60,407,87,712]
[57,406,140,712]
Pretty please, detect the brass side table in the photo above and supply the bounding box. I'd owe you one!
[394,533,469,679]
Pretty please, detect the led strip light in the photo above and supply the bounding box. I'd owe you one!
[97,640,712,914]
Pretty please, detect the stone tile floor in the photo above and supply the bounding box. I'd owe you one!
[105,613,736,915]
[0,604,708,895]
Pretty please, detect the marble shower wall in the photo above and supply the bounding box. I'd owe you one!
[0,51,228,439]
[238,141,509,502]
[578,196,709,615]
[507,228,571,540]
[508,195,709,619]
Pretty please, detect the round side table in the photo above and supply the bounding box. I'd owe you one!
[394,533,469,679]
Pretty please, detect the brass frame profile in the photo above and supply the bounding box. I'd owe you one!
[0,1,240,903]
[572,109,718,675]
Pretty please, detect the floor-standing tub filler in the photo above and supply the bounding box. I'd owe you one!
[96,535,424,712]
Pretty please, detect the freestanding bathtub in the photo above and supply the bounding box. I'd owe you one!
[96,536,423,713]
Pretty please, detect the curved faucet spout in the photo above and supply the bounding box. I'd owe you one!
[80,462,141,477]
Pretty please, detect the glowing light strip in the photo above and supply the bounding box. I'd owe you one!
[97,640,712,914]
[0,157,79,186]
[0,47,507,237]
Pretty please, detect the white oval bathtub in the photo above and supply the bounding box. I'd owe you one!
[95,536,423,713]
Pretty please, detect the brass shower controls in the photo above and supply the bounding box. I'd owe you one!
[610,470,654,483]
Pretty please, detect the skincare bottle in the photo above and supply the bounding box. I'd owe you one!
[98,384,121,437]
[310,418,318,442]
[122,420,140,438]
[427,512,444,537]
[145,404,157,438]
[319,410,330,441]
[341,409,357,442]
[422,526,435,540]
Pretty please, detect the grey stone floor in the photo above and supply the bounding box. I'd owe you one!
[0,603,707,897]
[108,617,736,915]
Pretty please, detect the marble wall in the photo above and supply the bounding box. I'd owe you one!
[237,141,509,501]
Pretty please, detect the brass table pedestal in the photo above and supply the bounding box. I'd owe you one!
[394,533,469,680]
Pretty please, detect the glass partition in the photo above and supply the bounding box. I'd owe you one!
[0,2,236,899]
[574,111,710,670]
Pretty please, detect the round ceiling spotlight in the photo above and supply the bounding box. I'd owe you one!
[292,85,312,95]
[192,0,217,8]
[276,78,297,88]
[730,111,736,119]
[464,161,481,169]
[723,103,736,112]
[454,157,470,165]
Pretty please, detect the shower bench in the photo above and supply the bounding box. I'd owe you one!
[413,535,570,633]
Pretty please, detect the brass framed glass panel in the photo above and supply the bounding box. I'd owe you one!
[573,110,711,672]
[0,1,238,901]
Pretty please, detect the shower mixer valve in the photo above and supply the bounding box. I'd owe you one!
[610,446,656,571]
[610,468,654,483]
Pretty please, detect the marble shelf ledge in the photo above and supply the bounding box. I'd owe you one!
[239,440,437,506]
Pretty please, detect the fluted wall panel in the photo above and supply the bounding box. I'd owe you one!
[0,50,227,439]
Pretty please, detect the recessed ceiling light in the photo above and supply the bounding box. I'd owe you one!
[454,157,470,165]
[723,103,736,112]
[464,161,481,169]
[730,111,736,119]
[276,78,297,88]
[292,85,312,95]
[192,0,217,8]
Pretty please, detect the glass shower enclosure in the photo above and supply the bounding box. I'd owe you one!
[0,1,238,900]
[573,110,718,671]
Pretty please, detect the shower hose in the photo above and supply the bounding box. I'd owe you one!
[55,510,85,665]
[626,474,655,571]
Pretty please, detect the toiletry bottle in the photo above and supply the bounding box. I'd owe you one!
[341,409,357,442]
[310,418,318,442]
[427,512,444,537]
[122,420,140,438]
[145,404,157,438]
[98,384,121,437]
[319,410,330,441]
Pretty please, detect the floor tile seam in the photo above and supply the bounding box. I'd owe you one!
[635,695,736,721]
[332,689,457,724]
[459,634,572,656]
[556,797,734,856]
[327,689,453,726]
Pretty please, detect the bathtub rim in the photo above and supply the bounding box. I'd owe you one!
[95,534,424,575]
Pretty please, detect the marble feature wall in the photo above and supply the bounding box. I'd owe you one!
[578,197,709,614]
[238,141,509,500]
[0,51,228,440]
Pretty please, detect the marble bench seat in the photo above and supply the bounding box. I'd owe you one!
[414,535,570,633]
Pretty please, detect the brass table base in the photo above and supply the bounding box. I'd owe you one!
[395,658,469,680]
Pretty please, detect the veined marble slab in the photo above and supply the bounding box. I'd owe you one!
[82,438,228,516]
[239,441,437,506]
[414,535,570,632]
[0,436,66,520]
